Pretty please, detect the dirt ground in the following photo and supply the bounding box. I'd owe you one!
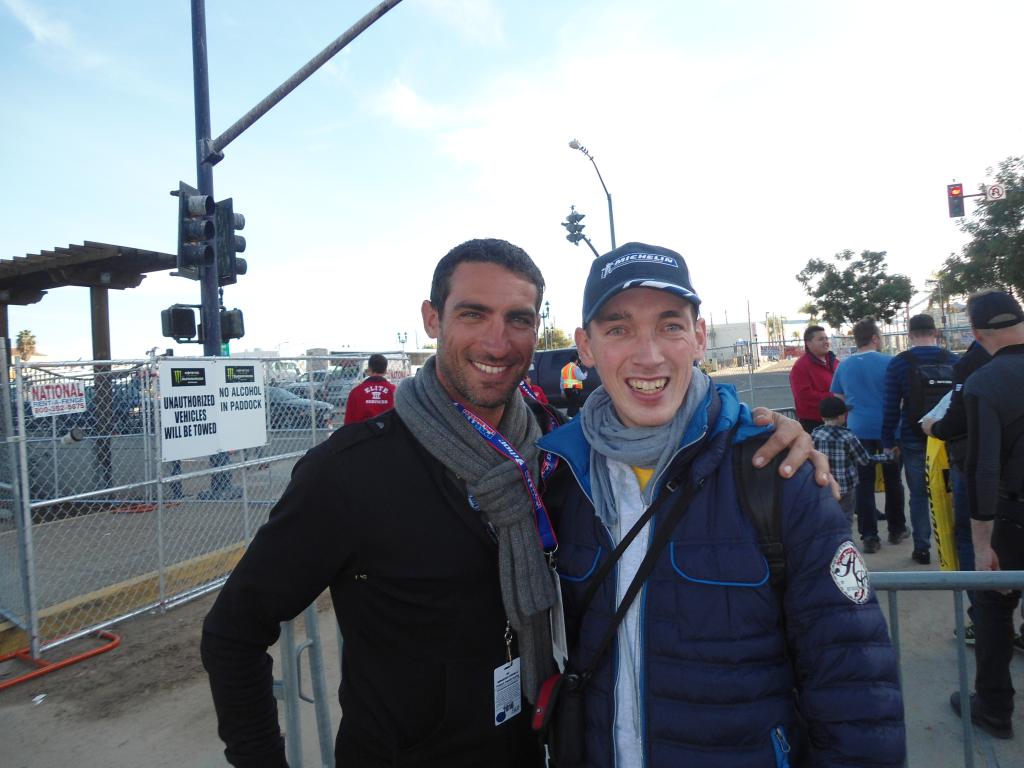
[1,592,342,768]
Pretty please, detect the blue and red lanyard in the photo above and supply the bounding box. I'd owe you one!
[453,383,559,553]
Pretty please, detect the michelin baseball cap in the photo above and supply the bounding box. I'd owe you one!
[819,396,852,419]
[968,290,1024,329]
[582,242,701,325]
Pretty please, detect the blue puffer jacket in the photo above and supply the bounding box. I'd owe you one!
[538,384,905,768]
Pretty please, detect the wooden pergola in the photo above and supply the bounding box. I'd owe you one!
[0,241,176,361]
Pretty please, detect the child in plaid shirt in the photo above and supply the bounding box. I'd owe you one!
[812,397,887,549]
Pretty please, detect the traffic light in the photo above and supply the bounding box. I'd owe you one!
[175,181,214,278]
[562,207,586,244]
[220,308,245,342]
[161,305,197,341]
[214,197,247,286]
[947,183,965,218]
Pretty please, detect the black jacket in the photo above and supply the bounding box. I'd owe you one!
[201,410,543,767]
[930,341,991,469]
[965,344,1024,521]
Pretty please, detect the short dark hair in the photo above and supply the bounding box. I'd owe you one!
[852,317,880,348]
[367,354,388,374]
[429,238,545,314]
[804,325,825,344]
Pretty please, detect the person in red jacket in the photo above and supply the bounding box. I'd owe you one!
[343,354,396,424]
[789,325,838,432]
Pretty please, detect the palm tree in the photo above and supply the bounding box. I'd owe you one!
[15,330,36,361]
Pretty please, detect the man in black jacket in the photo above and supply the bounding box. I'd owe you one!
[923,339,991,636]
[949,289,1024,740]
[201,239,831,767]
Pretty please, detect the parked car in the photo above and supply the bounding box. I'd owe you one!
[530,347,602,409]
[283,370,330,399]
[266,386,334,430]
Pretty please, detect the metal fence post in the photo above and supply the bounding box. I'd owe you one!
[278,619,304,767]
[13,358,41,657]
[302,604,335,768]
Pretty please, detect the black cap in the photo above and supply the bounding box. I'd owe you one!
[582,242,700,325]
[820,396,852,419]
[969,290,1024,330]
[908,314,937,332]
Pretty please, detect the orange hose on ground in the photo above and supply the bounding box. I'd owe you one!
[0,630,121,691]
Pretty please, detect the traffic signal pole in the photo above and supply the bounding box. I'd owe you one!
[190,0,221,355]
[185,0,404,354]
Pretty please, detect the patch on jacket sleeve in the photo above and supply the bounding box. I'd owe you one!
[830,541,871,604]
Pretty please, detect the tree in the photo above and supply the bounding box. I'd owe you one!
[537,327,574,350]
[940,156,1024,299]
[765,314,785,345]
[796,250,913,328]
[15,330,36,361]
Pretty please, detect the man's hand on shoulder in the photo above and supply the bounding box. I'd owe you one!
[751,407,838,498]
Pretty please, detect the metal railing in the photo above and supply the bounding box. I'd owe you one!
[873,570,1024,768]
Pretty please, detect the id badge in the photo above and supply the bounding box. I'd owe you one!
[493,657,522,725]
[550,577,568,673]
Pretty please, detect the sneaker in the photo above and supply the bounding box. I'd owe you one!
[950,691,1013,740]
[954,624,976,646]
[862,538,881,554]
[1014,634,1024,654]
[888,529,910,545]
[912,549,931,565]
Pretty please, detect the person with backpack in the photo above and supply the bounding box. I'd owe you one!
[537,243,905,767]
[881,313,959,565]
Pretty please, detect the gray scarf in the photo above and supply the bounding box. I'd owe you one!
[394,357,557,702]
[580,371,711,529]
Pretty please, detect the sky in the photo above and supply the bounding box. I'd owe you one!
[2,0,1022,360]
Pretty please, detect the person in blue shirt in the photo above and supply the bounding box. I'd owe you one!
[831,317,907,553]
[881,314,959,565]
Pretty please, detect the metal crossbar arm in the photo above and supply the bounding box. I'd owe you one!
[871,570,1024,590]
[205,0,404,163]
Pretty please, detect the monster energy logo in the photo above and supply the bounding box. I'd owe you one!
[170,367,206,387]
[224,365,255,383]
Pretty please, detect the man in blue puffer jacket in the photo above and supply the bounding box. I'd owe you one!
[538,243,906,767]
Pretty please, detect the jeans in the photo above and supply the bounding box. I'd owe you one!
[855,440,906,542]
[974,513,1024,717]
[900,441,931,553]
[950,465,976,612]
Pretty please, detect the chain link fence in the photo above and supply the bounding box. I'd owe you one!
[0,352,409,658]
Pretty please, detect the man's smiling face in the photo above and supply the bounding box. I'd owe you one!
[576,287,706,428]
[422,261,540,425]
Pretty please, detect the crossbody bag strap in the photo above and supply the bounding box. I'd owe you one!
[571,477,702,687]
[575,473,684,619]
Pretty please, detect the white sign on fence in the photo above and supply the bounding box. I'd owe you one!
[29,380,87,417]
[158,359,268,461]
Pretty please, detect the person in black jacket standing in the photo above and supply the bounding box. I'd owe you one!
[922,339,991,637]
[200,239,830,768]
[949,289,1024,740]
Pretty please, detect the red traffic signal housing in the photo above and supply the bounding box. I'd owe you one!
[947,183,965,218]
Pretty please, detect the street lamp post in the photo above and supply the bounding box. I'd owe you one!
[569,138,616,251]
[540,301,551,349]
[396,332,408,352]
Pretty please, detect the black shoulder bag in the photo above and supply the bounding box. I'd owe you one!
[532,473,702,767]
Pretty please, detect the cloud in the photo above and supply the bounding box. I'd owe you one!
[420,0,504,45]
[374,79,451,130]
[2,0,72,46]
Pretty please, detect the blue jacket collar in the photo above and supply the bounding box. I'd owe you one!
[538,383,765,500]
